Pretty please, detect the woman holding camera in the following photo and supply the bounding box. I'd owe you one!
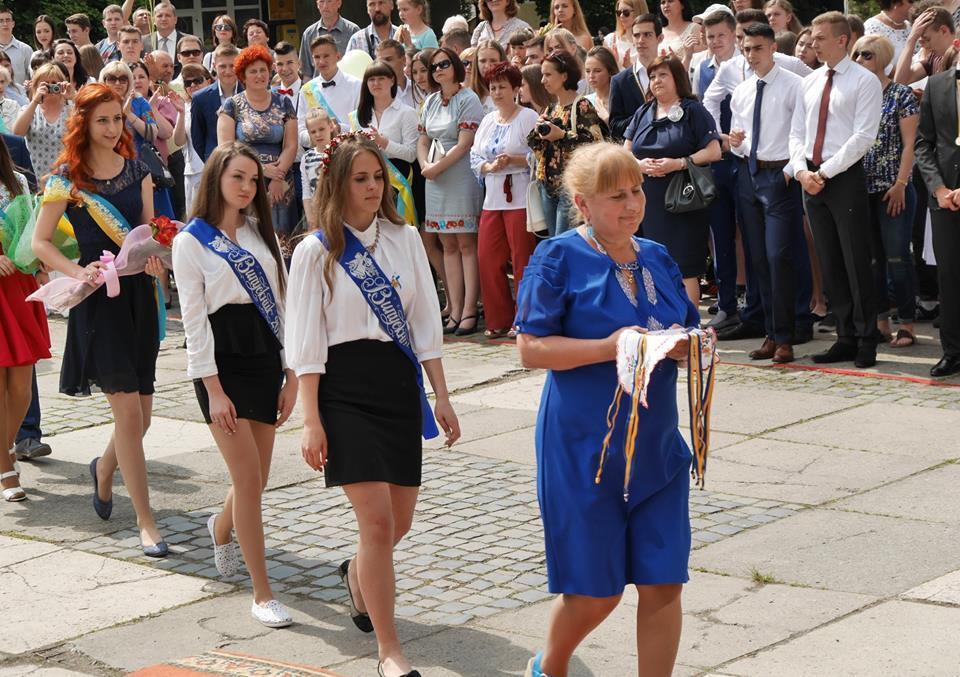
[12,63,74,178]
[527,51,608,237]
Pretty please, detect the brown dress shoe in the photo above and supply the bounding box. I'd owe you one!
[772,343,794,363]
[749,338,776,360]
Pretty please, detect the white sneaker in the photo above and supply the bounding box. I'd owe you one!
[207,513,238,577]
[251,599,293,628]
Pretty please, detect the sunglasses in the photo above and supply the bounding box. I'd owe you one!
[179,48,202,57]
[853,50,874,60]
[184,77,205,87]
[104,75,129,84]
[616,9,633,16]
[430,59,453,73]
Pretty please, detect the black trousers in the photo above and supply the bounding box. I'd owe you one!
[739,166,804,344]
[930,208,960,357]
[168,149,186,221]
[802,161,878,343]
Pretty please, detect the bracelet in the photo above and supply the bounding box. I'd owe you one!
[896,178,909,187]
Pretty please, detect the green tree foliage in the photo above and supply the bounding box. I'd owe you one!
[10,0,113,45]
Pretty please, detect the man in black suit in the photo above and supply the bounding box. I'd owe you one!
[915,66,960,378]
[608,14,663,140]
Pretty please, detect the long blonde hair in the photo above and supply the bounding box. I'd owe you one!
[312,134,402,289]
[552,0,591,41]
[191,142,286,296]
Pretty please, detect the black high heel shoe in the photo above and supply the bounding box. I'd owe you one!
[454,315,478,337]
[338,559,373,632]
[442,317,460,335]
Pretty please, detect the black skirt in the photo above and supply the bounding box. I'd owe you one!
[193,304,283,425]
[61,272,159,396]
[320,339,422,488]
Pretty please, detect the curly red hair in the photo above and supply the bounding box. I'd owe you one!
[234,45,273,84]
[53,83,135,197]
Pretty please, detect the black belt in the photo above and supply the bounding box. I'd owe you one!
[741,158,790,171]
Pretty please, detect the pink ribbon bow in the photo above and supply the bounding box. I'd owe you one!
[99,251,121,298]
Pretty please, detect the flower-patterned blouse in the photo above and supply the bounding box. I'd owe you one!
[220,92,296,163]
[526,96,609,197]
[862,82,919,194]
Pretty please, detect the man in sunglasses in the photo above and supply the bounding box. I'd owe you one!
[171,35,205,94]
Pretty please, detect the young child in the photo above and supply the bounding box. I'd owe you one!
[300,108,335,229]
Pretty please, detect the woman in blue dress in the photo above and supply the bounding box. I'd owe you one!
[625,55,721,306]
[516,142,699,677]
[218,46,298,246]
[32,84,168,557]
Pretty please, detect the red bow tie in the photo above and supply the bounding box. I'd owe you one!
[276,88,294,96]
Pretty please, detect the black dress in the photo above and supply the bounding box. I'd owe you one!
[59,160,160,396]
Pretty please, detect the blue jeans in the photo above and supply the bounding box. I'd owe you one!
[16,367,42,443]
[540,185,573,237]
[869,185,917,321]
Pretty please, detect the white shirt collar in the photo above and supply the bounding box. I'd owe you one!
[757,63,781,84]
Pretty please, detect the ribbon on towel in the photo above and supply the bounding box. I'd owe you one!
[99,251,121,297]
[595,327,718,501]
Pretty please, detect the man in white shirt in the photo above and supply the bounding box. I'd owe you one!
[690,7,742,330]
[789,11,882,368]
[729,23,806,364]
[118,26,145,67]
[377,39,415,108]
[0,8,31,87]
[298,34,362,144]
[273,41,305,225]
[609,14,663,140]
[300,0,360,79]
[145,3,181,61]
[348,0,400,59]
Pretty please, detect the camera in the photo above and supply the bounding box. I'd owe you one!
[536,122,552,136]
[47,83,61,94]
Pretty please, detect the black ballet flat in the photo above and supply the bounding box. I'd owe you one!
[338,559,374,633]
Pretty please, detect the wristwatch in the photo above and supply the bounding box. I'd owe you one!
[816,169,827,182]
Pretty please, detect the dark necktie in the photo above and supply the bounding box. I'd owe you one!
[811,69,834,167]
[321,80,336,88]
[749,79,765,175]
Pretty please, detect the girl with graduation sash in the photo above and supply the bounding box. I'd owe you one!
[287,132,461,677]
[32,84,169,557]
[172,141,297,629]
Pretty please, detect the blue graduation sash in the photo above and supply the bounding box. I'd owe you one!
[183,217,282,341]
[315,227,439,440]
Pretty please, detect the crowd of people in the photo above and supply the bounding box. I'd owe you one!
[2,0,960,675]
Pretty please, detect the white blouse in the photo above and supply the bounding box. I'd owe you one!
[352,98,420,163]
[171,217,287,379]
[470,106,538,211]
[285,218,443,377]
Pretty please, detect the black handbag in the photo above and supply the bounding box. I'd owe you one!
[664,157,716,214]
[140,123,175,189]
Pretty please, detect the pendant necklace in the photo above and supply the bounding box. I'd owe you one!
[586,226,657,308]
[365,222,381,255]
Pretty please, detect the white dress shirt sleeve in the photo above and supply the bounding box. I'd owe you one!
[703,60,735,131]
[297,91,311,150]
[404,228,444,362]
[819,72,883,178]
[171,234,218,379]
[729,82,749,159]
[384,106,419,163]
[285,235,329,376]
[789,82,809,179]
[777,53,813,77]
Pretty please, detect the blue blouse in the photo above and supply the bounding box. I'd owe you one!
[624,98,720,161]
[863,82,918,193]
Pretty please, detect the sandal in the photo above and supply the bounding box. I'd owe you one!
[454,315,479,337]
[1,470,25,502]
[484,328,509,339]
[443,317,460,335]
[890,328,916,348]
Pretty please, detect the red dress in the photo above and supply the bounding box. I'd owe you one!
[0,245,51,367]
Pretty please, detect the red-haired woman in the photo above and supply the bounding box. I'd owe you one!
[32,84,168,557]
[218,45,298,243]
[0,144,49,502]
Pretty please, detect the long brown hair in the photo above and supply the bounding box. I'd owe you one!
[0,139,24,199]
[53,83,136,196]
[469,39,508,101]
[312,134,401,289]
[190,142,286,295]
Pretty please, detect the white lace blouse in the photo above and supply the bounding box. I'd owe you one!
[285,217,444,376]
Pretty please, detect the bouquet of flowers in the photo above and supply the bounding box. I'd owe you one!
[27,217,184,313]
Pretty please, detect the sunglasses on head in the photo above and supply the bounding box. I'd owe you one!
[616,9,633,16]
[179,48,202,57]
[853,50,874,60]
[183,77,205,87]
[104,75,129,83]
[430,59,453,72]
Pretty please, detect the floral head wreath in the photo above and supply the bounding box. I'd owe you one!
[318,130,377,176]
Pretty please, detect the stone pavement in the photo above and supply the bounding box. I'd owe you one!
[1,316,959,676]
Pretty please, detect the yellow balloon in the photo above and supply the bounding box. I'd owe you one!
[338,50,374,80]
